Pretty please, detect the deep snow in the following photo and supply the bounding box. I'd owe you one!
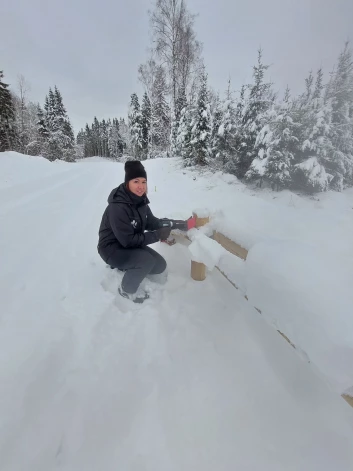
[0,152,353,470]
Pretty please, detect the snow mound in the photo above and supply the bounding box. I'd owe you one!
[1,152,353,469]
[245,240,353,392]
[188,230,225,269]
[0,151,71,189]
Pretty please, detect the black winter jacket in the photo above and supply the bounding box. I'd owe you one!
[98,183,161,258]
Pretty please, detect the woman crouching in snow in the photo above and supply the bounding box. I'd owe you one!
[97,160,182,304]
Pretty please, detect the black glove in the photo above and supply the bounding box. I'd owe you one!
[157,226,172,240]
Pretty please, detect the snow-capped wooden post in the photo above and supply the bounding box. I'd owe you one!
[193,212,210,230]
[190,212,209,281]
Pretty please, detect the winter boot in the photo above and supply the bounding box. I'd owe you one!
[118,285,150,304]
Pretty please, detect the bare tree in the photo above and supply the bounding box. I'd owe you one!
[149,0,202,112]
[13,74,31,153]
[138,56,159,154]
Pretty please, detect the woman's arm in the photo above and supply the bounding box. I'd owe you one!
[145,205,161,231]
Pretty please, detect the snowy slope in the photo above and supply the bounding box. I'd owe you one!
[0,151,72,189]
[141,158,353,395]
[0,153,353,471]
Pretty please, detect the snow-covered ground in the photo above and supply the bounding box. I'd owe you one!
[0,152,353,471]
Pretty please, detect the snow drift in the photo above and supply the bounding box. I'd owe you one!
[0,152,353,470]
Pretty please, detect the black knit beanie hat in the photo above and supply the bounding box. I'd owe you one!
[124,160,147,183]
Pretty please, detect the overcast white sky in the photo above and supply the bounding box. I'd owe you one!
[1,0,352,133]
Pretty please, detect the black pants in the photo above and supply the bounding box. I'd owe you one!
[100,246,167,294]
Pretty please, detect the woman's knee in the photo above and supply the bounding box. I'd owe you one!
[137,250,157,271]
[151,254,167,274]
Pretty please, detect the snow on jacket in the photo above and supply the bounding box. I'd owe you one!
[98,183,160,256]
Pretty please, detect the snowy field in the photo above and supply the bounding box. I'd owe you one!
[0,152,353,470]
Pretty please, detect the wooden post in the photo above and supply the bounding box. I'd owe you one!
[213,231,248,260]
[193,212,210,229]
[191,261,207,281]
[190,212,209,281]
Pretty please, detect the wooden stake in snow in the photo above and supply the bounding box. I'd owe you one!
[190,212,209,281]
[191,260,207,281]
[193,212,210,230]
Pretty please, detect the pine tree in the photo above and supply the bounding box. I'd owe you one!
[83,124,95,157]
[170,112,179,156]
[53,86,66,132]
[25,101,41,154]
[62,119,75,161]
[214,80,237,169]
[175,102,193,160]
[248,88,300,190]
[0,71,17,151]
[291,68,334,192]
[235,49,275,178]
[223,85,246,174]
[101,119,109,157]
[324,42,353,189]
[108,118,124,160]
[209,91,222,163]
[141,92,151,157]
[189,69,211,166]
[279,69,334,192]
[119,118,130,152]
[44,86,74,161]
[76,129,85,146]
[36,104,50,157]
[128,93,143,159]
[46,88,56,132]
[75,129,85,159]
[92,117,101,156]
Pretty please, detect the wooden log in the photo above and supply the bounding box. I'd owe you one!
[192,212,210,228]
[213,231,248,261]
[191,260,207,281]
[190,213,209,281]
[343,394,353,408]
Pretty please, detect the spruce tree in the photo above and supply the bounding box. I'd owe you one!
[216,80,237,169]
[46,88,56,132]
[189,69,211,166]
[0,71,17,151]
[108,118,124,160]
[282,69,334,192]
[92,117,101,156]
[53,86,66,132]
[250,88,300,190]
[119,118,130,152]
[209,92,223,164]
[128,93,143,159]
[44,86,74,161]
[235,49,275,178]
[101,119,109,157]
[175,103,193,161]
[36,104,50,157]
[293,68,334,191]
[141,92,151,157]
[84,124,95,157]
[325,42,353,189]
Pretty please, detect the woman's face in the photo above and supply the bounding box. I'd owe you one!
[128,178,147,197]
